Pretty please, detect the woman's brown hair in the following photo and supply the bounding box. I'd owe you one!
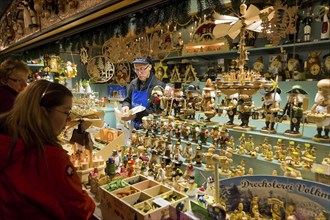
[0,80,72,159]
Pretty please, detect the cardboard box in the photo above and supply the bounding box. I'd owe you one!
[99,175,189,220]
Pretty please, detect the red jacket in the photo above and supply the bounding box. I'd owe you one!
[0,85,18,114]
[0,134,95,220]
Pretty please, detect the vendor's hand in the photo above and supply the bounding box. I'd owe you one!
[121,106,129,114]
[121,113,136,121]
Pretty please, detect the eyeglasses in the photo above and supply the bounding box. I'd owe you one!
[8,77,27,84]
[51,109,72,118]
[134,65,149,73]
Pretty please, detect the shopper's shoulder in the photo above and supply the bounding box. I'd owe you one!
[46,145,69,158]
[0,85,17,96]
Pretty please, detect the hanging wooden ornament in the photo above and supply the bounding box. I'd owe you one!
[80,47,88,65]
[259,1,298,46]
[150,30,173,60]
[44,55,63,73]
[184,64,198,82]
[114,62,131,86]
[125,34,150,62]
[87,56,115,83]
[154,61,168,80]
[170,65,181,83]
[102,36,125,63]
[183,19,230,56]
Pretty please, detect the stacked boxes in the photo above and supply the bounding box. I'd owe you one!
[100,175,189,220]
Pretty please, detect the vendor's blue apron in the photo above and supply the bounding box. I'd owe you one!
[131,76,154,129]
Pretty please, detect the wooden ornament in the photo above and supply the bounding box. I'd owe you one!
[102,37,125,63]
[183,19,230,55]
[80,47,88,65]
[114,62,130,86]
[150,31,172,61]
[184,64,198,82]
[170,66,181,82]
[154,62,168,80]
[259,1,298,46]
[87,56,115,83]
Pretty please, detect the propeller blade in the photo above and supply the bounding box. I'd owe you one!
[243,4,260,22]
[213,23,232,38]
[246,20,262,32]
[214,15,238,24]
[228,29,241,39]
[228,21,242,33]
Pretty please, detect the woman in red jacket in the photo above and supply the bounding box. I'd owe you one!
[0,58,30,113]
[0,80,95,219]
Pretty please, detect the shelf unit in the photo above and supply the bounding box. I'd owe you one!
[159,40,330,62]
[137,113,329,186]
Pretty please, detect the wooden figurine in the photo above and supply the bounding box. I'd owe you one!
[174,121,182,139]
[258,89,281,134]
[172,142,183,162]
[169,83,185,118]
[323,53,330,75]
[200,78,216,121]
[236,94,255,130]
[253,56,265,74]
[181,121,190,140]
[182,142,194,163]
[190,123,200,143]
[183,163,195,180]
[203,145,216,171]
[185,84,199,110]
[150,86,164,115]
[199,124,209,145]
[185,176,198,199]
[219,124,229,150]
[193,145,203,167]
[303,9,312,42]
[227,136,236,152]
[161,84,174,116]
[308,79,330,142]
[286,54,303,81]
[219,152,233,176]
[211,125,220,148]
[305,51,322,80]
[282,85,308,137]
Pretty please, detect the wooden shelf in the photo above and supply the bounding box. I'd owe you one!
[159,39,330,62]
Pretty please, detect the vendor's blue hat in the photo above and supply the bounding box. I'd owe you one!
[132,57,152,65]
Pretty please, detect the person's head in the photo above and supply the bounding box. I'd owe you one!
[1,80,73,151]
[0,58,30,92]
[132,57,153,82]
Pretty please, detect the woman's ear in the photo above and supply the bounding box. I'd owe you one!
[40,107,49,116]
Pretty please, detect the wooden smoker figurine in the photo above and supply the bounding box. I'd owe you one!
[281,85,308,137]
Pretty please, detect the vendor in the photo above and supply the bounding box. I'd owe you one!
[121,57,165,129]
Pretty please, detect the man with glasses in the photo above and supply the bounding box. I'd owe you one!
[0,58,30,113]
[121,57,165,129]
